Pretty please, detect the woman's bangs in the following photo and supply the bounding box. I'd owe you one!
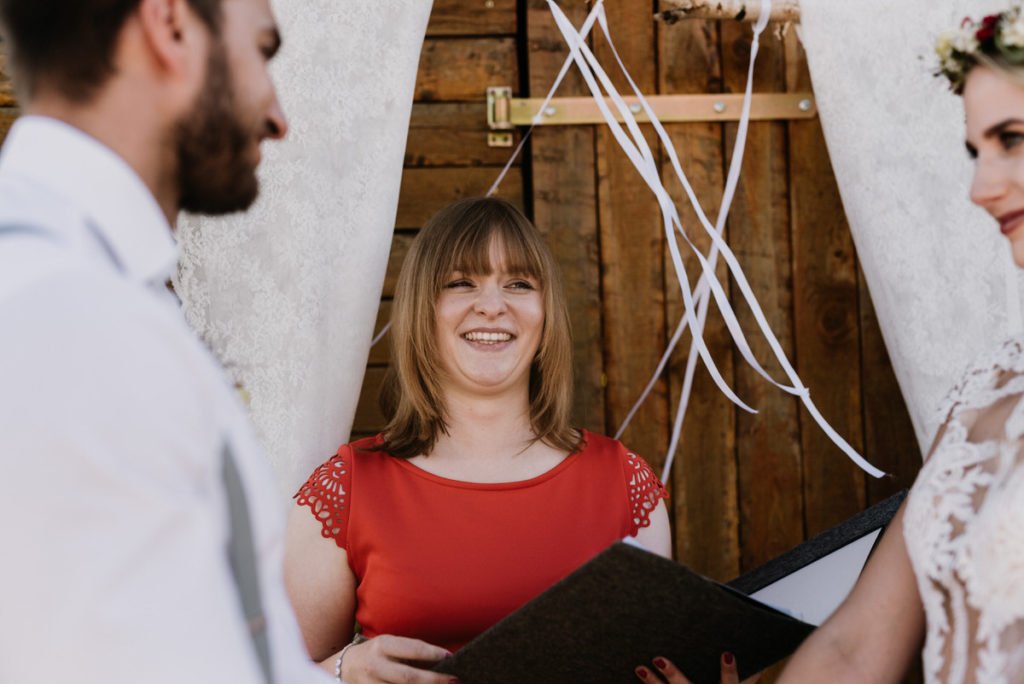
[447,222,543,281]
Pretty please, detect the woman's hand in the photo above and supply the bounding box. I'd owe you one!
[634,653,760,684]
[339,635,457,684]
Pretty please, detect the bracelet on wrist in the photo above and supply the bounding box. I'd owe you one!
[334,634,368,683]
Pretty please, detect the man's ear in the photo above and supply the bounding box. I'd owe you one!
[134,0,198,74]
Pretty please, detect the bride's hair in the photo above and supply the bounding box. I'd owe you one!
[936,7,1024,94]
[377,196,579,459]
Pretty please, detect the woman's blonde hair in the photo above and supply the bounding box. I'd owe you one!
[378,197,578,459]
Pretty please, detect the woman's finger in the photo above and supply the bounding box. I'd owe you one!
[649,656,692,683]
[374,634,452,664]
[374,658,458,684]
[719,652,740,684]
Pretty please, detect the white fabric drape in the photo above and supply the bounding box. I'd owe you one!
[799,0,1024,452]
[176,1,433,500]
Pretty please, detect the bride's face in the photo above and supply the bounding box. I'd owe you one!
[964,66,1024,267]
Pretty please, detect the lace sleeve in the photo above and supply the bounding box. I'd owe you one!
[621,450,669,536]
[294,446,352,549]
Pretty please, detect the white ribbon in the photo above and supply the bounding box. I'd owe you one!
[493,1,885,479]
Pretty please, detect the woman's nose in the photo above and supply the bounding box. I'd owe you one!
[970,155,1009,209]
[473,283,508,316]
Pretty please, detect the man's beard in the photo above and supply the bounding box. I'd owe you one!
[175,41,260,215]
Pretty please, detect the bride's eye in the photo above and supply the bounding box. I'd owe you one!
[1000,130,1024,152]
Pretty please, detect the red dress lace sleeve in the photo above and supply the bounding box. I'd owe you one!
[294,445,353,549]
[621,449,669,536]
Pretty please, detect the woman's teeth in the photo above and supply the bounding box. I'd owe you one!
[464,331,512,343]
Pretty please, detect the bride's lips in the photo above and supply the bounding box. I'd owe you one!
[999,209,1024,236]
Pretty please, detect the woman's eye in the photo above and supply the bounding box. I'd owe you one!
[508,280,536,290]
[1000,131,1024,151]
[445,279,472,289]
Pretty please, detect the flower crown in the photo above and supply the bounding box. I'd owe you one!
[936,5,1024,93]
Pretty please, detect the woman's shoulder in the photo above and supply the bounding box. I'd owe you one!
[578,430,651,464]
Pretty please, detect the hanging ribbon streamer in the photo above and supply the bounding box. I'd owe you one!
[512,0,885,479]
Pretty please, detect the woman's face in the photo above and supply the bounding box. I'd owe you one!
[964,66,1024,266]
[434,239,545,401]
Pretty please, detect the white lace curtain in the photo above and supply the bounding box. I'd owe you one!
[800,0,1024,451]
[176,0,433,500]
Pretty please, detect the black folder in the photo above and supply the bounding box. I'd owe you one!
[433,491,906,684]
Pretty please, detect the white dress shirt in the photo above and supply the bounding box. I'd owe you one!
[0,117,331,684]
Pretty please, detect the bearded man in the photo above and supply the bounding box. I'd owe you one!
[0,1,333,682]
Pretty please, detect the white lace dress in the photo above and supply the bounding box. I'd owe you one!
[904,336,1024,683]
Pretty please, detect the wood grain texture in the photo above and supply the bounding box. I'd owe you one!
[395,166,523,228]
[658,11,739,581]
[354,366,389,433]
[0,43,14,107]
[593,2,669,472]
[527,0,605,433]
[720,23,804,572]
[427,0,517,37]
[367,300,393,366]
[415,37,517,102]
[0,108,17,145]
[860,271,921,504]
[383,231,417,298]
[786,37,866,536]
[406,103,521,167]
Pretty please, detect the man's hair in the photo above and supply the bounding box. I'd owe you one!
[378,196,579,460]
[0,0,223,102]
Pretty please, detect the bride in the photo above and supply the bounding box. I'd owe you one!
[642,6,1024,684]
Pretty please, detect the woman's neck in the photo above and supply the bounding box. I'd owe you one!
[407,388,569,483]
[434,389,535,461]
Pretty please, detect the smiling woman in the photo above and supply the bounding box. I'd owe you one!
[283,197,672,684]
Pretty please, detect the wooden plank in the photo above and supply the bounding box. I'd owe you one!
[787,37,866,536]
[415,37,517,102]
[406,103,521,167]
[0,40,14,107]
[395,166,523,228]
[658,10,739,581]
[427,0,517,37]
[592,1,669,475]
[353,366,389,433]
[383,231,416,298]
[367,300,393,365]
[721,22,805,572]
[526,0,605,433]
[0,108,17,146]
[860,272,920,504]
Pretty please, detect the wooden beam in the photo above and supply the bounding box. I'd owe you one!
[498,93,816,126]
[658,0,800,24]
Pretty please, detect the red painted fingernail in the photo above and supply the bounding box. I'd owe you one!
[635,666,649,679]
[653,658,667,670]
[449,679,459,684]
[723,652,735,665]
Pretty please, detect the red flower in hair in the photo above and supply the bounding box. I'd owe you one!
[976,14,1000,42]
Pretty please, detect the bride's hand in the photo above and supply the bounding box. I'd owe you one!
[339,635,456,684]
[634,653,761,684]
